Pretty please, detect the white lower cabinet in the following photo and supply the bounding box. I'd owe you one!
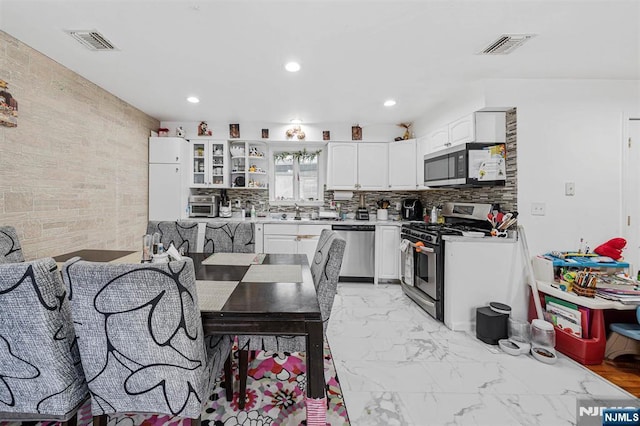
[263,223,331,265]
[264,234,298,254]
[443,238,518,331]
[375,225,400,282]
[254,223,264,253]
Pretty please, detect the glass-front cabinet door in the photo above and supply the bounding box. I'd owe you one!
[189,139,228,188]
[209,141,227,186]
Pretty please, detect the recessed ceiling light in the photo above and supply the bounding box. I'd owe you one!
[187,96,200,103]
[290,118,302,124]
[285,62,301,72]
[384,99,396,107]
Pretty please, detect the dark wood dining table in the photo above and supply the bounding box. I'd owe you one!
[53,250,326,423]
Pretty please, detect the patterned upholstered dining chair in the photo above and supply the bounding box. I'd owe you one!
[0,225,24,263]
[146,221,199,254]
[235,229,346,408]
[203,222,255,254]
[0,258,88,424]
[61,257,233,425]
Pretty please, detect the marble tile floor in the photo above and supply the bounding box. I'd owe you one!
[326,283,636,426]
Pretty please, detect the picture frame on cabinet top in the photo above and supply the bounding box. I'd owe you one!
[229,123,240,138]
[262,128,269,139]
[352,125,362,141]
[323,130,330,140]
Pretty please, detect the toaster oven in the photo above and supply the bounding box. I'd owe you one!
[189,195,219,217]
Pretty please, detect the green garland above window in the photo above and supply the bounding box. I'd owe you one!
[273,148,322,162]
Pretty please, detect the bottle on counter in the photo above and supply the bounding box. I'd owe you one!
[250,205,256,221]
[152,232,161,255]
[430,206,438,224]
[241,207,246,220]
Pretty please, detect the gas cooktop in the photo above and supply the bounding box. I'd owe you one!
[401,221,491,244]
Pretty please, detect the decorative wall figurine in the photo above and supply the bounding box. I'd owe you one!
[396,122,413,140]
[323,131,331,141]
[261,128,269,139]
[0,79,18,127]
[198,121,212,136]
[351,125,362,141]
[229,123,240,138]
[286,126,305,140]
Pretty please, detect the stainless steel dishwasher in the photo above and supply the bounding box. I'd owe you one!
[331,224,375,282]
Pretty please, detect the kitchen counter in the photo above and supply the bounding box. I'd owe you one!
[442,233,517,243]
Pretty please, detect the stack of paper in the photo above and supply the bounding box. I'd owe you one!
[543,296,587,338]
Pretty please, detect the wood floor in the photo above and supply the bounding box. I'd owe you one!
[586,356,640,397]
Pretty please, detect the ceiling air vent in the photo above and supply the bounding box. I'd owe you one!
[479,34,535,55]
[66,30,117,51]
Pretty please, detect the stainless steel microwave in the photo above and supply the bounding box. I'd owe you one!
[423,142,507,187]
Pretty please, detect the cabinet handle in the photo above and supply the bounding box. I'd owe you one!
[176,156,179,162]
[175,168,179,173]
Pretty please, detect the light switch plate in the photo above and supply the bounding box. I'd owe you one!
[565,182,575,196]
[531,202,546,216]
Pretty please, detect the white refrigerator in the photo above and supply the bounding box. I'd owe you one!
[149,137,189,221]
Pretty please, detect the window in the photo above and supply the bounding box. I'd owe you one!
[270,147,324,205]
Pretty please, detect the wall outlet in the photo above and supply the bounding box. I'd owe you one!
[531,202,546,216]
[565,182,575,196]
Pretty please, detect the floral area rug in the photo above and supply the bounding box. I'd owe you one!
[0,340,350,426]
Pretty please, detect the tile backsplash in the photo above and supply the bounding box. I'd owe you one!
[196,109,517,218]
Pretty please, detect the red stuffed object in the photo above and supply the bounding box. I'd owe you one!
[593,238,626,261]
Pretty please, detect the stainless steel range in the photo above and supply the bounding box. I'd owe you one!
[400,202,494,321]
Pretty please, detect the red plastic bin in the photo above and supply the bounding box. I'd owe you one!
[528,291,605,365]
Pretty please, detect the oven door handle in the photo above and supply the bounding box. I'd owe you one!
[408,241,435,254]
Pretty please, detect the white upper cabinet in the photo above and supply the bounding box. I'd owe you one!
[427,127,450,152]
[416,136,430,189]
[429,111,506,153]
[149,137,184,164]
[474,112,507,142]
[188,139,228,188]
[357,143,388,190]
[326,143,359,189]
[327,142,388,190]
[388,139,416,190]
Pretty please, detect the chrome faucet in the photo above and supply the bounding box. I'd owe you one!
[294,203,301,220]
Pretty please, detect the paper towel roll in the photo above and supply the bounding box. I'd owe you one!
[333,191,353,200]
